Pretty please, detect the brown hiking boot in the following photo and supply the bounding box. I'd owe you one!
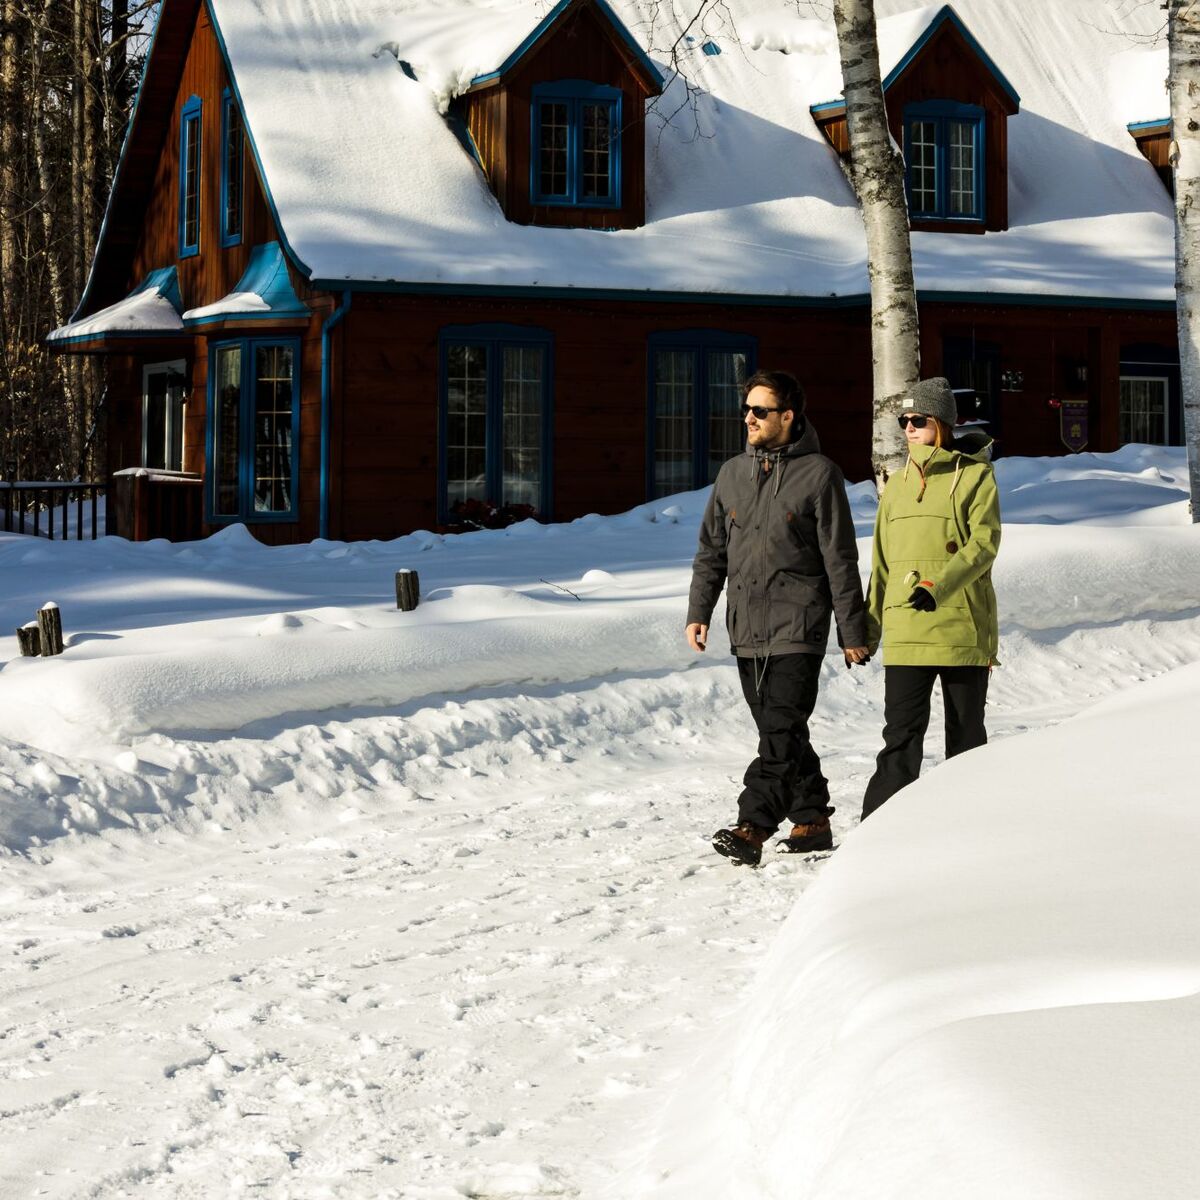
[777,819,833,854]
[712,822,774,867]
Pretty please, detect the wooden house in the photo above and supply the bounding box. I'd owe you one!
[49,0,1182,543]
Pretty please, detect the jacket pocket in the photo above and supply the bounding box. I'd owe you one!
[883,564,977,649]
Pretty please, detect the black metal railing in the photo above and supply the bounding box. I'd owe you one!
[0,481,108,540]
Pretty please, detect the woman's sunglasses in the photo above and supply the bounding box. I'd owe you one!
[741,403,782,419]
[897,414,930,430]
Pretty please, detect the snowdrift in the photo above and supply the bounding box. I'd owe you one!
[0,447,1196,759]
[633,661,1200,1200]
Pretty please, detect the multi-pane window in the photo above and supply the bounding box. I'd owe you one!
[909,121,937,213]
[446,345,489,510]
[538,102,569,198]
[143,361,187,473]
[179,96,202,257]
[581,103,612,200]
[253,345,294,512]
[531,82,621,207]
[1119,376,1169,445]
[441,327,551,520]
[904,102,984,221]
[208,338,299,522]
[649,333,755,498]
[948,121,976,216]
[221,91,244,247]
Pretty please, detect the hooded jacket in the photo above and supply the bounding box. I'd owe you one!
[866,430,1001,667]
[687,419,869,657]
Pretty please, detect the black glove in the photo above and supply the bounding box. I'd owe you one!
[908,586,937,612]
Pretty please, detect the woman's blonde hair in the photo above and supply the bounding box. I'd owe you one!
[932,418,954,449]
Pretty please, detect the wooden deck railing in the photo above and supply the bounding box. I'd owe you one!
[0,481,108,540]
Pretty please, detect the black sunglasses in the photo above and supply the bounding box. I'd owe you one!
[741,403,782,419]
[898,414,930,430]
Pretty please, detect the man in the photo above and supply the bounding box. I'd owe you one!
[686,369,870,866]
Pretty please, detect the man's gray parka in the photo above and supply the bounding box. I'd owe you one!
[687,420,868,657]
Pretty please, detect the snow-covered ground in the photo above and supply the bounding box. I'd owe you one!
[1,445,1198,1198]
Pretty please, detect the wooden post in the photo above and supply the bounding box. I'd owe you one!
[37,602,64,656]
[395,569,420,611]
[16,623,41,656]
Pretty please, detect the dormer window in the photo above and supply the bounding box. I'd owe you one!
[532,82,621,208]
[455,0,662,230]
[810,6,1018,234]
[904,102,984,222]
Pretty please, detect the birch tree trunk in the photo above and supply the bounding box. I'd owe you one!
[1170,0,1200,522]
[833,0,921,488]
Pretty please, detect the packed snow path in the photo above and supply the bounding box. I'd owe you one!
[4,613,1199,1199]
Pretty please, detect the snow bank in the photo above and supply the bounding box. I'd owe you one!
[0,447,1196,759]
[634,659,1200,1200]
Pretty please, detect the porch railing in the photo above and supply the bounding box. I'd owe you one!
[0,481,109,540]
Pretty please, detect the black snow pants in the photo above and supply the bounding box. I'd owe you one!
[736,652,832,831]
[861,665,989,820]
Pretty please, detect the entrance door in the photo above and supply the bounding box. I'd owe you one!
[142,361,188,471]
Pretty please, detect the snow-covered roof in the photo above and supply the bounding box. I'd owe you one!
[201,0,1175,302]
[48,266,184,344]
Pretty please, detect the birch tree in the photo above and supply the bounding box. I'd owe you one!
[1169,0,1200,521]
[832,0,919,487]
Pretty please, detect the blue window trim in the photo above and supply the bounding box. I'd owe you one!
[178,95,202,259]
[204,335,302,525]
[646,330,758,498]
[903,100,986,223]
[530,81,622,209]
[220,89,244,248]
[437,323,555,525]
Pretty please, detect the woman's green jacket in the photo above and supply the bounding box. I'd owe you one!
[866,431,1001,667]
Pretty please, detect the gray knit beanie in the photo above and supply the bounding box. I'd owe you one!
[902,377,957,427]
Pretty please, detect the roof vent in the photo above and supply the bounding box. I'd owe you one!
[701,40,721,56]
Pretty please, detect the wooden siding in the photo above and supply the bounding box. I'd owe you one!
[462,0,653,229]
[329,293,1176,543]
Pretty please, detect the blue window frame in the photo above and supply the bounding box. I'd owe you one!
[438,325,554,523]
[647,331,757,499]
[178,95,202,258]
[220,89,244,248]
[903,101,985,222]
[530,81,621,208]
[206,337,301,523]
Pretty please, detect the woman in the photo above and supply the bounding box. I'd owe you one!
[862,376,1001,820]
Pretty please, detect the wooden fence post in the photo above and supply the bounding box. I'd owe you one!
[16,623,41,656]
[37,603,64,656]
[395,569,420,611]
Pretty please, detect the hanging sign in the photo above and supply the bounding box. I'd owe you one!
[1060,400,1089,453]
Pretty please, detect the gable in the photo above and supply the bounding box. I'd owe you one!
[464,0,662,97]
[885,5,1019,113]
[885,9,1020,118]
[77,0,306,324]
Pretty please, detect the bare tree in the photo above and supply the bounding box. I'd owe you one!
[832,0,919,487]
[0,0,156,483]
[1169,0,1200,521]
